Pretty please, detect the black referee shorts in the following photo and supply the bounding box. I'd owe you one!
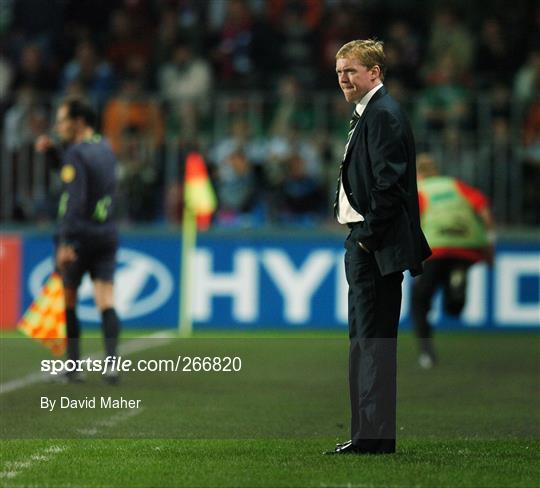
[58,237,118,289]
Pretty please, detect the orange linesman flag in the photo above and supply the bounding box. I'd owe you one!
[184,152,217,230]
[17,272,66,356]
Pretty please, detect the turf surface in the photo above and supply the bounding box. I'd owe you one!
[1,331,539,487]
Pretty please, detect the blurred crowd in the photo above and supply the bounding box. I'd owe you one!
[1,0,539,227]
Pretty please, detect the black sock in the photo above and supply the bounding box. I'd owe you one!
[66,308,80,362]
[101,308,120,358]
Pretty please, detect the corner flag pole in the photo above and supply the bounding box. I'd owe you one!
[178,152,217,337]
[179,205,197,337]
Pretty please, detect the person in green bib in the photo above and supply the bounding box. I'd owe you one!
[412,153,495,369]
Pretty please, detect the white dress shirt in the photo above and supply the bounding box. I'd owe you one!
[337,83,383,224]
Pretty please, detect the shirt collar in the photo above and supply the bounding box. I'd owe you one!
[355,83,383,116]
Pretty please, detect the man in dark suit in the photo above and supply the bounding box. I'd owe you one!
[326,39,431,455]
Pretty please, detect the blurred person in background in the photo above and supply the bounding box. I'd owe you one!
[513,45,540,222]
[104,7,152,80]
[270,0,321,87]
[11,43,56,94]
[3,84,51,220]
[474,17,514,89]
[269,75,315,137]
[8,0,64,58]
[102,74,164,224]
[522,99,540,223]
[158,40,212,141]
[123,52,153,88]
[384,20,421,91]
[34,98,121,383]
[265,123,322,185]
[277,153,324,225]
[209,117,266,171]
[210,0,255,88]
[513,50,540,105]
[60,40,117,110]
[215,149,262,227]
[102,76,164,155]
[424,7,474,82]
[3,85,48,153]
[417,54,471,133]
[267,0,322,30]
[249,4,281,90]
[115,125,162,223]
[0,50,14,121]
[153,7,183,67]
[412,153,495,369]
[475,83,513,220]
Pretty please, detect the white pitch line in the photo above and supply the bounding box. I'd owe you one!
[0,331,172,480]
[0,330,176,395]
[0,372,44,396]
[0,408,145,481]
[0,445,66,480]
[75,406,145,437]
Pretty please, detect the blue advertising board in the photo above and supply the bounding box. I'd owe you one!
[20,232,540,330]
[23,235,180,328]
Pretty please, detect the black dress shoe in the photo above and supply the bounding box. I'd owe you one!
[324,440,359,455]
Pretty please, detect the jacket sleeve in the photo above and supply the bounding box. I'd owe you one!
[351,109,408,251]
[57,150,87,244]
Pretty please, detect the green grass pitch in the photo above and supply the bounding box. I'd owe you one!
[1,330,539,487]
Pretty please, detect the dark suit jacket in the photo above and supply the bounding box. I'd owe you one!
[342,86,431,276]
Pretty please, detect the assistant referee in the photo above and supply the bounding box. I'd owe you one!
[36,97,121,383]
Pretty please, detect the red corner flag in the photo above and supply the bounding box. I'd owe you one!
[17,272,66,356]
[184,152,217,230]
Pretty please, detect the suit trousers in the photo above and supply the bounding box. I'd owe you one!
[344,234,403,453]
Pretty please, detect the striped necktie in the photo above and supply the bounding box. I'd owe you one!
[333,109,361,219]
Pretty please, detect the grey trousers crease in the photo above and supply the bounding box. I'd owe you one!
[344,237,403,453]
